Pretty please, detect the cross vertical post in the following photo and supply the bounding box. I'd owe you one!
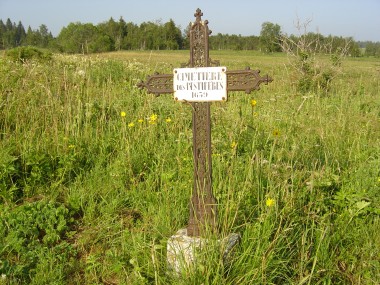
[186,8,217,237]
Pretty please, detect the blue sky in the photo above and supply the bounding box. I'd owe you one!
[1,0,379,41]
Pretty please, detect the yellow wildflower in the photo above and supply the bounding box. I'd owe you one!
[250,99,257,107]
[138,118,144,123]
[165,117,172,123]
[128,122,135,128]
[149,113,158,124]
[120,111,126,117]
[266,198,275,207]
[272,129,280,137]
[231,141,237,149]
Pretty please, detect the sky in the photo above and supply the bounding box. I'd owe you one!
[1,0,379,42]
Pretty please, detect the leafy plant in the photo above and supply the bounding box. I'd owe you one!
[0,200,77,283]
[0,149,21,203]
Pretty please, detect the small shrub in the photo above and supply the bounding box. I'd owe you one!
[280,20,350,94]
[5,46,52,63]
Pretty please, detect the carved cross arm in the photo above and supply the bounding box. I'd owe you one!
[137,67,273,96]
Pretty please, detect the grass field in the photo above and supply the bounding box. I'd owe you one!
[0,50,379,284]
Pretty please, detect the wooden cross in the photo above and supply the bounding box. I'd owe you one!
[138,8,272,237]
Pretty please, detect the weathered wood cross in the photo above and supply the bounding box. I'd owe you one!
[138,9,272,237]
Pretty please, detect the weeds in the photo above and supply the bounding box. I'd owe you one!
[0,50,379,284]
[280,19,351,94]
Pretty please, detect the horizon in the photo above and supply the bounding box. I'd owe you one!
[1,0,380,42]
[1,14,379,44]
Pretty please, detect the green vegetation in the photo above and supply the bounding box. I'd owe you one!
[0,17,183,52]
[259,22,282,53]
[0,50,379,284]
[4,46,52,63]
[2,17,380,56]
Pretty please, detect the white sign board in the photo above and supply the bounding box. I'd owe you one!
[173,66,227,102]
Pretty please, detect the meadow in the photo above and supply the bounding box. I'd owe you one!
[0,49,379,284]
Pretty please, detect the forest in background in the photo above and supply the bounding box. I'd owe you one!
[1,16,380,56]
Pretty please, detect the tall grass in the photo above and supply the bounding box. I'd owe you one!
[0,50,379,284]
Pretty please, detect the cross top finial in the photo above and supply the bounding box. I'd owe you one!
[194,8,203,22]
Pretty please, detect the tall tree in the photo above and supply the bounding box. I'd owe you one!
[260,22,282,52]
[97,16,128,51]
[365,42,380,57]
[0,20,5,49]
[117,17,127,51]
[97,18,117,50]
[123,22,139,50]
[38,24,52,47]
[15,21,26,45]
[25,26,38,46]
[5,18,13,31]
[163,19,182,49]
[57,22,113,53]
[3,18,16,48]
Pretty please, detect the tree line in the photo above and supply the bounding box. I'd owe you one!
[0,19,53,49]
[1,17,380,57]
[0,17,183,53]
